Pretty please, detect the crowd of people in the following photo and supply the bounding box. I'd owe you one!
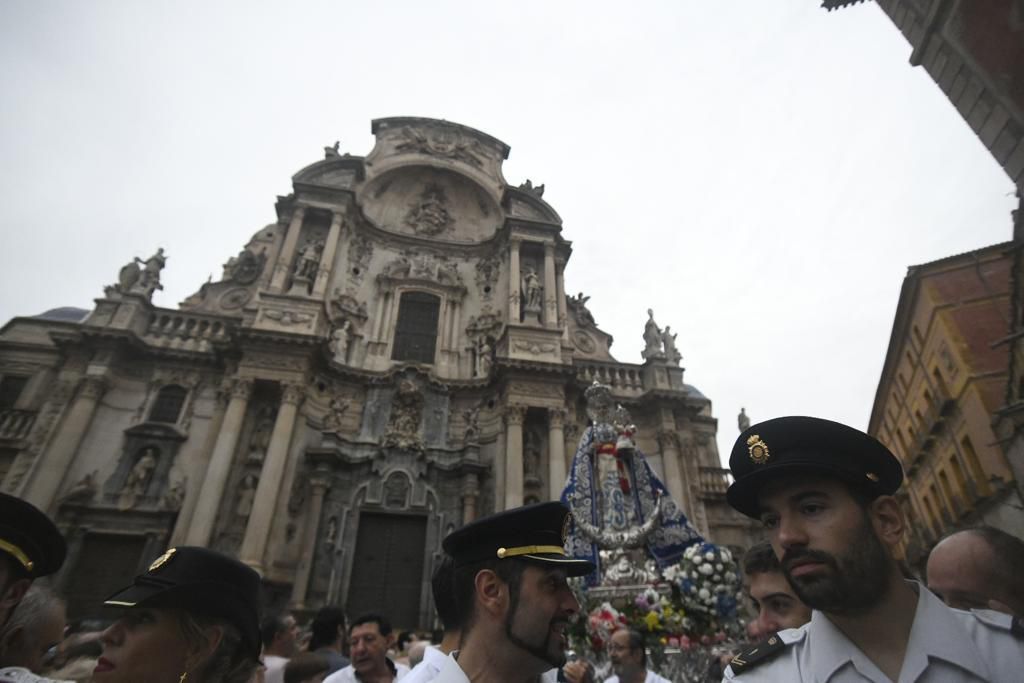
[2,415,1024,682]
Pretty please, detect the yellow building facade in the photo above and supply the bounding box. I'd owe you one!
[869,242,1024,571]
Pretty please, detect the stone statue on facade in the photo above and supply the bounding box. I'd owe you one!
[62,470,98,503]
[569,292,597,327]
[323,396,349,432]
[118,447,158,510]
[236,474,257,518]
[404,184,452,235]
[329,321,351,365]
[475,337,493,377]
[524,430,542,484]
[642,309,665,361]
[163,477,187,510]
[463,404,481,444]
[107,248,167,301]
[661,325,681,365]
[383,379,424,451]
[738,407,750,432]
[248,408,273,463]
[293,239,323,282]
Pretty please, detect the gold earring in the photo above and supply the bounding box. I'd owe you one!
[179,673,189,683]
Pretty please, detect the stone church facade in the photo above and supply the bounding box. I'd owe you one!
[0,118,756,628]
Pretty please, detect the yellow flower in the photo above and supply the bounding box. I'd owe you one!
[644,611,661,631]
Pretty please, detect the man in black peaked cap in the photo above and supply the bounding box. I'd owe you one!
[0,494,66,630]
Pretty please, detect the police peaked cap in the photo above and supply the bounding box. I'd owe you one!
[104,546,262,660]
[726,416,904,519]
[0,493,66,578]
[443,501,595,577]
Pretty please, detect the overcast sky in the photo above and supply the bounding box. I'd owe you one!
[1,1,1016,466]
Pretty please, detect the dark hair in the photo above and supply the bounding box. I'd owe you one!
[431,555,458,631]
[284,652,330,683]
[308,606,346,652]
[179,610,258,683]
[350,613,392,638]
[259,614,289,646]
[622,628,646,666]
[396,631,415,651]
[742,541,781,576]
[452,557,527,632]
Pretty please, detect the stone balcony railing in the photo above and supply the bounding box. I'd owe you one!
[143,311,235,353]
[576,361,644,395]
[0,409,36,440]
[699,467,731,496]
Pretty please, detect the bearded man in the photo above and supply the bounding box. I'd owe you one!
[722,416,1024,682]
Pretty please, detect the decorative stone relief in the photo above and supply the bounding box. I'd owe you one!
[219,288,252,310]
[323,396,349,432]
[117,446,159,510]
[163,476,186,510]
[462,404,482,444]
[327,290,369,329]
[475,256,500,297]
[641,309,682,365]
[236,473,258,518]
[328,322,352,365]
[524,429,543,486]
[404,184,453,236]
[348,234,374,284]
[512,340,557,355]
[573,330,597,354]
[518,179,545,197]
[261,309,314,326]
[384,472,411,508]
[224,248,267,285]
[568,292,597,327]
[394,126,485,168]
[521,268,543,318]
[383,379,424,451]
[247,406,274,463]
[474,337,494,378]
[61,470,98,503]
[287,477,307,516]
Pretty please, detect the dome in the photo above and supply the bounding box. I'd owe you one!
[34,307,89,322]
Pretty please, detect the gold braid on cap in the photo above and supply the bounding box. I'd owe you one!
[0,539,33,572]
[496,545,566,559]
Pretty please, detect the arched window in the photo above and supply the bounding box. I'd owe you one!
[391,292,441,364]
[148,385,187,424]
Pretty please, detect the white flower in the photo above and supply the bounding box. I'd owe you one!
[698,588,711,600]
[693,555,703,565]
[704,551,715,561]
[726,571,737,582]
[715,563,723,571]
[699,563,714,576]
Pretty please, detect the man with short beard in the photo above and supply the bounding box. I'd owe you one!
[430,502,594,683]
[722,416,1024,682]
[604,629,668,683]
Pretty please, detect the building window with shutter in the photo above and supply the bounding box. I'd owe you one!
[391,292,441,364]
[148,385,187,424]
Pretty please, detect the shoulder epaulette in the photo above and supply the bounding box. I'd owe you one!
[729,633,787,674]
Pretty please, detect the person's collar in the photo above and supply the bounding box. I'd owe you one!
[807,581,990,681]
[354,657,397,683]
[423,644,448,666]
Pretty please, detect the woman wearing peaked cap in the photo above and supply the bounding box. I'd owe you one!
[94,546,262,683]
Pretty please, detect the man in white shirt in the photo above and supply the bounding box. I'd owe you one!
[324,614,409,683]
[261,613,299,683]
[722,416,1024,682]
[404,557,458,683]
[429,501,595,683]
[603,629,669,683]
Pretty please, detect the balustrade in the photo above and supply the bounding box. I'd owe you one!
[144,312,234,352]
[0,409,35,440]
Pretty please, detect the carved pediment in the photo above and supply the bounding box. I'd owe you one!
[292,158,366,190]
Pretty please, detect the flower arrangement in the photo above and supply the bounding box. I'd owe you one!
[584,601,627,651]
[666,542,743,641]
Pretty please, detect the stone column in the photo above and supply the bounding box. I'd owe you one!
[291,475,329,608]
[312,211,345,298]
[543,243,558,327]
[555,258,567,337]
[25,376,107,512]
[270,207,306,292]
[494,429,506,511]
[658,430,686,512]
[548,409,567,500]
[185,379,253,546]
[461,473,479,523]
[504,405,526,509]
[508,238,521,323]
[239,383,304,572]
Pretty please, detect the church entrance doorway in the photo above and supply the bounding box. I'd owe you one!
[346,512,428,630]
[63,533,148,621]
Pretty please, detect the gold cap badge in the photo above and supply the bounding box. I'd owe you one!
[149,548,176,572]
[747,435,770,465]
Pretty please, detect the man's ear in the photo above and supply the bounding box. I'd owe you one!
[0,578,30,612]
[185,623,224,671]
[0,625,25,657]
[868,495,905,548]
[474,569,507,619]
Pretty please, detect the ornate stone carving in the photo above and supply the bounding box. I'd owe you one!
[282,383,305,406]
[219,287,252,310]
[247,406,274,463]
[261,309,314,326]
[657,430,681,452]
[287,476,307,516]
[106,248,167,301]
[661,326,681,365]
[327,289,369,329]
[462,404,481,444]
[225,248,267,285]
[384,472,410,508]
[568,292,597,327]
[381,256,412,279]
[475,256,500,295]
[328,322,352,365]
[236,474,257,517]
[512,340,557,355]
[465,308,503,340]
[394,125,485,168]
[323,396,349,432]
[229,378,255,402]
[163,476,187,510]
[324,140,340,158]
[521,268,543,314]
[383,379,424,451]
[118,446,158,510]
[437,261,463,287]
[474,337,494,378]
[504,405,526,425]
[572,330,597,354]
[524,429,542,484]
[518,179,545,197]
[61,470,98,504]
[293,239,324,281]
[404,184,453,236]
[510,381,564,399]
[549,408,566,428]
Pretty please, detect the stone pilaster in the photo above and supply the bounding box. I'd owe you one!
[270,207,306,292]
[508,238,521,323]
[543,243,558,327]
[185,379,253,546]
[239,383,304,572]
[555,258,567,339]
[291,475,329,608]
[657,429,686,514]
[24,375,107,512]
[548,408,567,500]
[504,405,526,510]
[312,210,345,298]
[461,472,480,523]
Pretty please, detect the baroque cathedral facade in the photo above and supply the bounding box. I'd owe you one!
[0,118,756,628]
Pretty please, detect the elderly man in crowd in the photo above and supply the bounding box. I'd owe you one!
[0,495,66,632]
[263,613,301,683]
[323,614,408,683]
[603,629,668,683]
[722,416,1024,682]
[0,584,70,683]
[927,526,1024,617]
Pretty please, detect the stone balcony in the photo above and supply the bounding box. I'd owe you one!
[143,311,236,353]
[575,360,644,395]
[0,409,35,440]
[699,466,731,496]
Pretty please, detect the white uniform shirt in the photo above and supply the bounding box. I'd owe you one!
[605,670,672,683]
[323,660,410,683]
[723,584,1024,682]
[263,654,288,683]
[403,645,449,683]
[429,652,560,683]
